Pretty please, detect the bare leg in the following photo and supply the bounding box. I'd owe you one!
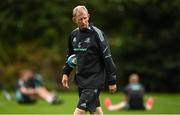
[90,107,103,115]
[35,87,54,103]
[74,108,86,115]
[108,101,126,111]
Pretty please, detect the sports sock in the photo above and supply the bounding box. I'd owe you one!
[104,97,112,109]
[146,97,154,110]
[46,95,54,103]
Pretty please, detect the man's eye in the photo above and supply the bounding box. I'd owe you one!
[78,18,80,20]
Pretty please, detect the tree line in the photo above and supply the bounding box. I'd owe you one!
[0,0,180,92]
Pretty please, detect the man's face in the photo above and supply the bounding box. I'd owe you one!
[74,10,90,30]
[21,70,34,81]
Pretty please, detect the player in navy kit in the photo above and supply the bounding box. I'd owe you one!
[104,73,154,111]
[62,5,117,115]
[16,69,60,104]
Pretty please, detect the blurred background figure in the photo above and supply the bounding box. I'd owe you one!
[15,69,60,104]
[104,73,154,111]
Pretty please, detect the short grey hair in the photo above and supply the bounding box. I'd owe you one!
[73,5,88,17]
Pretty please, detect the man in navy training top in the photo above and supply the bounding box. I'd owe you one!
[62,5,117,115]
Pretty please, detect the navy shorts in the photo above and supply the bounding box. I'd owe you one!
[16,91,36,104]
[77,88,101,112]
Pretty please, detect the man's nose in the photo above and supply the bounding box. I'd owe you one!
[82,19,86,24]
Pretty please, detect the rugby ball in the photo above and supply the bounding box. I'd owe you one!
[67,54,77,68]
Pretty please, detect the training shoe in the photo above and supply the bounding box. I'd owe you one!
[146,97,154,110]
[104,97,112,109]
[51,96,61,105]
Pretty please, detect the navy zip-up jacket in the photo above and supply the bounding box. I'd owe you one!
[63,25,117,88]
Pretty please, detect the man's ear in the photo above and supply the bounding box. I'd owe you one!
[72,17,76,23]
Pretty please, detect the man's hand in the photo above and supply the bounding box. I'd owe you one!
[108,84,117,93]
[62,74,69,88]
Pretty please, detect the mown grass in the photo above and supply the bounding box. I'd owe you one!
[0,92,180,114]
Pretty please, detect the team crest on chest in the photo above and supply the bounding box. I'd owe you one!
[84,37,90,43]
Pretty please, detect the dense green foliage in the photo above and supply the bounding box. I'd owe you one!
[0,0,180,92]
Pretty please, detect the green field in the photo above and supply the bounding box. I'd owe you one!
[0,92,180,114]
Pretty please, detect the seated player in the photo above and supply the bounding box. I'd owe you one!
[15,69,60,104]
[104,73,154,111]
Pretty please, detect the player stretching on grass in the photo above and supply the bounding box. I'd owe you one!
[62,5,117,115]
[16,69,60,104]
[104,73,154,111]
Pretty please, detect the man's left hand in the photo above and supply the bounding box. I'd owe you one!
[108,84,117,93]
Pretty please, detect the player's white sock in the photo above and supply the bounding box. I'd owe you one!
[46,96,54,103]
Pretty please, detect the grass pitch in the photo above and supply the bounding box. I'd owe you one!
[0,92,180,114]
